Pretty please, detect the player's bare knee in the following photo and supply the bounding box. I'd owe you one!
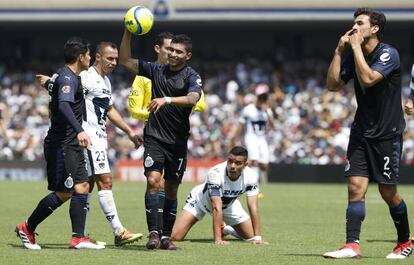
[73,181,90,194]
[55,191,71,202]
[96,174,113,190]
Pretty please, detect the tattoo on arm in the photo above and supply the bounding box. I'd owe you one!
[187,92,200,105]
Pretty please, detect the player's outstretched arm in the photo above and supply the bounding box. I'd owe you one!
[211,196,229,245]
[119,29,139,75]
[147,92,201,113]
[107,105,143,148]
[246,195,268,245]
[36,74,51,89]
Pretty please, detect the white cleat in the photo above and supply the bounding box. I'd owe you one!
[323,243,361,259]
[15,222,41,250]
[386,241,412,259]
[69,237,105,249]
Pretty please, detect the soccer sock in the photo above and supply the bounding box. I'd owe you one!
[157,191,165,235]
[163,198,177,238]
[98,190,123,234]
[70,193,88,238]
[145,192,159,232]
[83,193,91,236]
[27,192,63,233]
[223,225,244,240]
[389,200,410,242]
[346,201,365,244]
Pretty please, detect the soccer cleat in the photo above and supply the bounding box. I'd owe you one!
[88,236,107,246]
[69,236,105,249]
[114,228,143,246]
[386,240,412,259]
[146,231,160,250]
[15,222,41,250]
[160,237,179,250]
[323,243,361,259]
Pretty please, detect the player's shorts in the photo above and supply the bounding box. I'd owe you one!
[344,132,402,184]
[84,137,110,177]
[244,134,269,164]
[183,190,250,226]
[143,135,187,183]
[44,142,88,192]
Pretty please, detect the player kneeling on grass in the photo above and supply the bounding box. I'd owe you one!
[171,146,267,245]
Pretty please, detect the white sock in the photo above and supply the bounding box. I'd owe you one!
[223,225,244,240]
[98,190,123,234]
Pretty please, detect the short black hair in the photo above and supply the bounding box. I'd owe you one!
[354,8,386,40]
[96,41,117,55]
[171,34,192,53]
[230,146,248,159]
[257,93,269,103]
[155,32,174,47]
[64,37,90,64]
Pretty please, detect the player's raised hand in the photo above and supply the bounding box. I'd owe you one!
[348,29,364,48]
[128,133,144,149]
[147,98,167,113]
[337,29,353,53]
[214,239,230,245]
[405,99,414,116]
[36,74,51,87]
[77,131,91,148]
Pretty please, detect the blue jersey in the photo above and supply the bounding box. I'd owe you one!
[45,67,85,145]
[340,42,405,140]
[138,61,202,144]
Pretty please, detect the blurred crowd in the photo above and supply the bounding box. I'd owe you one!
[1,56,414,165]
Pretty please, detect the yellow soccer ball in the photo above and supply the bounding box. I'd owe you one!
[124,6,154,35]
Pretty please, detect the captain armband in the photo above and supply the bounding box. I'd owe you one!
[207,183,221,197]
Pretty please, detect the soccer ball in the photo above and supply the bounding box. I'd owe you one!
[124,6,154,35]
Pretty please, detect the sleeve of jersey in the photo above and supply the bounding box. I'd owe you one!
[138,60,155,79]
[57,76,77,103]
[206,166,222,197]
[193,90,207,112]
[187,73,202,95]
[410,64,414,90]
[340,53,354,84]
[128,76,151,121]
[244,168,260,196]
[370,47,400,79]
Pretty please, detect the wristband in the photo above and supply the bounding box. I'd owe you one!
[165,97,172,104]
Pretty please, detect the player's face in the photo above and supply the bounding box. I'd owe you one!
[167,43,192,69]
[79,49,91,71]
[156,38,172,65]
[226,154,247,180]
[352,14,377,40]
[97,46,118,75]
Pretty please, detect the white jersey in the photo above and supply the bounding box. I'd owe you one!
[189,161,259,213]
[80,67,113,140]
[410,64,414,90]
[239,103,268,137]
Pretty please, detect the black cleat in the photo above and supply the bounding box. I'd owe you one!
[160,237,179,251]
[146,231,160,250]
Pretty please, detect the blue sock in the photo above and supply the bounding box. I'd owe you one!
[163,198,177,237]
[389,200,410,242]
[27,192,63,232]
[346,201,365,244]
[145,192,159,232]
[70,193,88,238]
[158,191,165,235]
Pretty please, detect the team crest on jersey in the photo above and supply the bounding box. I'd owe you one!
[145,155,154,167]
[99,162,105,169]
[62,85,71,93]
[64,176,74,189]
[344,160,350,172]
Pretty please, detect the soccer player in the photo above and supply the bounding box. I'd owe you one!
[404,64,414,116]
[323,8,412,259]
[128,32,206,237]
[37,42,144,247]
[171,146,267,245]
[15,37,104,250]
[238,84,275,196]
[120,29,202,250]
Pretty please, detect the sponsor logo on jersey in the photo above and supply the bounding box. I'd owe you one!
[196,78,202,87]
[380,53,390,62]
[145,155,154,167]
[64,176,74,188]
[223,189,244,196]
[62,85,71,93]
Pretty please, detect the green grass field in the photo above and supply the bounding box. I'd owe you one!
[2,181,414,264]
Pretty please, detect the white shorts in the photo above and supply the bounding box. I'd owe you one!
[183,193,250,226]
[244,134,269,164]
[84,137,110,177]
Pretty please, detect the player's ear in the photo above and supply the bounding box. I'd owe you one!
[371,25,379,34]
[186,51,192,60]
[154,45,161,54]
